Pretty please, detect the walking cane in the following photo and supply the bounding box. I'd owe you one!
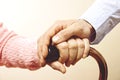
[46,45,108,80]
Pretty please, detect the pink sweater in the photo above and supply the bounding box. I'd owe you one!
[0,23,41,70]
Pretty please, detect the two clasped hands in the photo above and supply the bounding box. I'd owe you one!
[37,19,94,73]
[0,19,94,73]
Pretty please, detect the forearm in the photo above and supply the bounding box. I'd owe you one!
[0,23,41,70]
[91,10,120,44]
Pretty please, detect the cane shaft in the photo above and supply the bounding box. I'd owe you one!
[46,46,108,80]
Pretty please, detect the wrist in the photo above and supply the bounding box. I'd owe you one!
[79,19,96,42]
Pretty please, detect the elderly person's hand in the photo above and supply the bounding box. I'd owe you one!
[55,38,90,67]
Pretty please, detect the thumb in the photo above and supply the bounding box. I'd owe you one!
[49,61,66,73]
[52,28,74,44]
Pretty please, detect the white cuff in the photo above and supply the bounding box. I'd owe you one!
[80,0,119,30]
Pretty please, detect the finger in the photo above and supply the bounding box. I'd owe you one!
[72,38,84,65]
[56,42,69,64]
[52,19,93,44]
[52,21,83,44]
[38,23,63,58]
[49,61,66,73]
[38,35,51,59]
[82,38,90,58]
[52,26,75,44]
[37,21,70,67]
[65,39,78,67]
[37,37,46,67]
[47,20,68,43]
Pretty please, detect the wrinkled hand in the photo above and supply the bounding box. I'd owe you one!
[56,38,90,67]
[37,19,94,73]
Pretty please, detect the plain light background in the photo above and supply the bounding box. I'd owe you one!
[0,0,120,80]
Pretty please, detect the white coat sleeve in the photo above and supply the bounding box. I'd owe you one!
[80,0,120,44]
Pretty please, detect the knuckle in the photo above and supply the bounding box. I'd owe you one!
[57,42,68,49]
[77,40,85,49]
[59,51,68,59]
[59,55,68,63]
[68,39,78,49]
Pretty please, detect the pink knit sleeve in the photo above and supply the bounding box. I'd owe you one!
[0,23,41,70]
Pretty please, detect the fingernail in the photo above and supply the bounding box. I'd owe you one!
[52,36,60,43]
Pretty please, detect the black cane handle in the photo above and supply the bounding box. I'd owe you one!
[46,44,60,62]
[46,45,108,80]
